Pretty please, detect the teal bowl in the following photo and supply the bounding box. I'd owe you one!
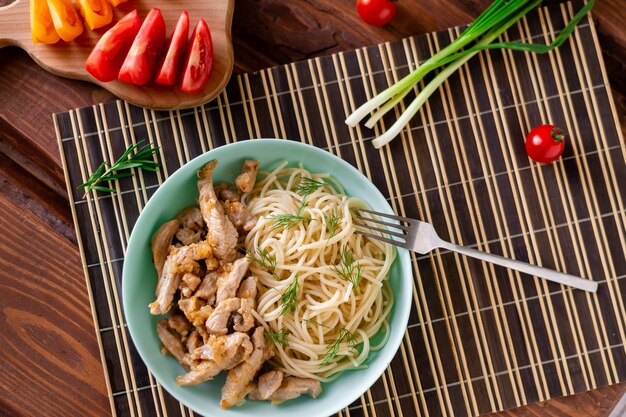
[122,139,412,416]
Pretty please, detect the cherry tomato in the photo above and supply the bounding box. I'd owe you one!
[118,8,166,85]
[85,10,142,82]
[179,18,213,94]
[356,0,397,26]
[154,11,189,86]
[525,124,566,164]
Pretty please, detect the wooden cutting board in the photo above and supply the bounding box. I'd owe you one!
[0,0,234,109]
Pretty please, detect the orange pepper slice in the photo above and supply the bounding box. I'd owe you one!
[106,0,128,7]
[47,0,84,42]
[77,0,113,30]
[30,0,60,44]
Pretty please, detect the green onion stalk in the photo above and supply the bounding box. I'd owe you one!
[345,0,595,148]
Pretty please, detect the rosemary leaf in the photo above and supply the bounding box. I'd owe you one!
[78,140,160,194]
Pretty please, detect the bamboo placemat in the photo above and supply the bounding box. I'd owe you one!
[54,2,626,416]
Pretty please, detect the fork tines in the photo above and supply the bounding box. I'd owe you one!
[354,209,410,248]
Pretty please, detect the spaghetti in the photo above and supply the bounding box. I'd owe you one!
[244,163,395,381]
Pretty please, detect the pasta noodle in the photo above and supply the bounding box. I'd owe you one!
[244,162,395,381]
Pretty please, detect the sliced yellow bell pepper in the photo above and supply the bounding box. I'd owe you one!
[106,0,128,7]
[30,0,61,44]
[76,0,113,30]
[47,0,84,42]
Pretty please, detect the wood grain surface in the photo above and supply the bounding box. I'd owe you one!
[0,0,235,109]
[0,0,624,416]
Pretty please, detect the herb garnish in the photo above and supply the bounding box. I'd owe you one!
[78,140,160,194]
[270,213,312,230]
[302,318,330,329]
[332,246,363,292]
[247,247,277,276]
[280,276,300,315]
[296,177,332,198]
[321,328,357,366]
[324,209,341,240]
[265,329,289,346]
[270,176,333,230]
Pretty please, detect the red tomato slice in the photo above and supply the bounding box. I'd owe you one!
[154,10,189,86]
[118,8,166,85]
[85,9,141,82]
[180,18,213,94]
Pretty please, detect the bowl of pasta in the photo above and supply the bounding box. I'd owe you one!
[122,139,412,416]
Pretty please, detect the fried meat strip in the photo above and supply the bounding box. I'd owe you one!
[197,160,238,262]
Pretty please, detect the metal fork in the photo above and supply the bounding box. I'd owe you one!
[355,209,598,293]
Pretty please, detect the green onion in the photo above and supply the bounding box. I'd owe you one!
[345,0,595,148]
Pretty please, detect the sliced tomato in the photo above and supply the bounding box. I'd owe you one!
[47,0,84,42]
[30,0,60,44]
[118,8,166,85]
[154,11,189,86]
[85,10,141,82]
[180,18,213,94]
[76,0,113,30]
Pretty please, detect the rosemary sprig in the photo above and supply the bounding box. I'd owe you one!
[77,141,160,194]
[324,209,341,240]
[280,276,300,315]
[321,328,357,366]
[247,247,277,276]
[270,213,312,230]
[332,246,363,292]
[265,329,289,346]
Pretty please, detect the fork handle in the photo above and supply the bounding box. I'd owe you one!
[439,241,598,293]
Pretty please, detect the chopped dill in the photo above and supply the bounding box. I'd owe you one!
[296,176,332,198]
[280,276,300,315]
[247,247,277,276]
[296,176,334,214]
[321,328,357,366]
[265,329,289,346]
[302,318,331,329]
[324,209,341,240]
[332,245,363,293]
[270,213,312,230]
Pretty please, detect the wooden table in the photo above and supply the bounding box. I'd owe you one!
[0,0,624,416]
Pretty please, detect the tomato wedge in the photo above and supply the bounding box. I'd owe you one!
[180,18,213,94]
[76,0,113,30]
[118,8,166,85]
[154,11,189,86]
[85,10,141,82]
[30,0,60,44]
[47,0,84,42]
